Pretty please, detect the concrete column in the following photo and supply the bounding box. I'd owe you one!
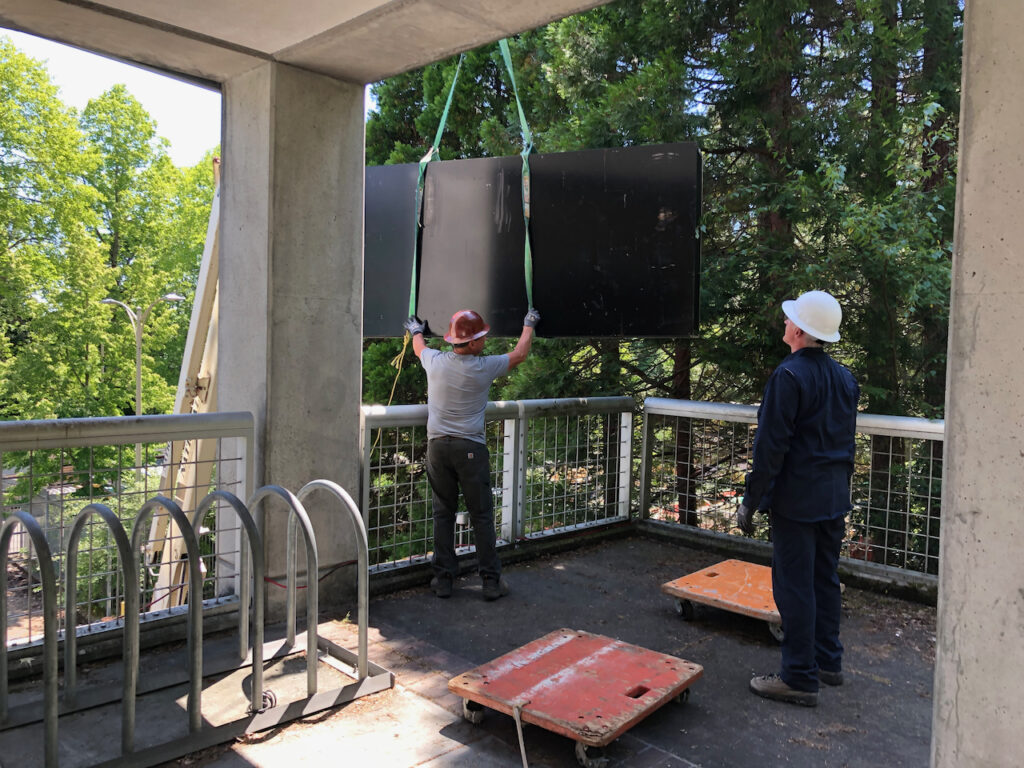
[933,4,1024,766]
[220,62,365,616]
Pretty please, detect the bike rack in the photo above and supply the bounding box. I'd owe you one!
[297,479,370,680]
[1,510,59,767]
[192,489,266,712]
[64,503,139,752]
[0,481,393,767]
[250,484,319,694]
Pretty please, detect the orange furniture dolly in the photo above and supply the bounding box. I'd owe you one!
[449,628,703,768]
[661,558,784,642]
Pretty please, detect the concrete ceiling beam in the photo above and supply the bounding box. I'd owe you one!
[0,0,609,86]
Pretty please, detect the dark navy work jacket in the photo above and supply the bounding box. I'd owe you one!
[743,347,860,523]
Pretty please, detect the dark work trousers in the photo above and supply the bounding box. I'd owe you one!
[770,512,846,692]
[426,436,501,581]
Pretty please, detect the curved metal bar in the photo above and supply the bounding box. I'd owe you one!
[1,511,59,767]
[64,503,138,754]
[191,491,265,713]
[297,480,369,680]
[248,484,319,696]
[130,496,203,733]
[286,515,297,647]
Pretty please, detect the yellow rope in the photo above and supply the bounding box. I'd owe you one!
[389,331,410,376]
[370,331,412,454]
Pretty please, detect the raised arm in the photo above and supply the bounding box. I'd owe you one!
[404,316,427,359]
[507,308,540,370]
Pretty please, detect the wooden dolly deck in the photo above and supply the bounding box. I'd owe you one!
[449,628,702,767]
[661,558,784,642]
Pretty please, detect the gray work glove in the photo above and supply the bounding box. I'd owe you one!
[736,503,755,536]
[523,308,541,328]
[403,316,425,336]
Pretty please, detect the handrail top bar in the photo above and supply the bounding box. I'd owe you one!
[643,397,944,440]
[500,396,634,414]
[360,403,427,428]
[362,396,635,428]
[855,411,944,439]
[0,411,254,451]
[644,397,759,424]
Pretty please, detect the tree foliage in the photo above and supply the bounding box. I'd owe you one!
[0,39,216,425]
[364,0,962,418]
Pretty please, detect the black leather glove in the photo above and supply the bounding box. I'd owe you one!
[736,503,755,535]
[403,316,425,336]
[524,307,541,328]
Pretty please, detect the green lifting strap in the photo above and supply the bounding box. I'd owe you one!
[408,54,464,318]
[498,38,535,310]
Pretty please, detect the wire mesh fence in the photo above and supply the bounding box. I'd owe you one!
[640,399,944,575]
[1,413,253,648]
[3,397,944,648]
[361,397,635,571]
[518,407,633,537]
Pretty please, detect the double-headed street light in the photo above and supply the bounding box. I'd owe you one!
[101,292,185,476]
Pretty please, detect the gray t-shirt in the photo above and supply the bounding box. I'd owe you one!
[420,348,510,444]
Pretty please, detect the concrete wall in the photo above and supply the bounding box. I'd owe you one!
[932,3,1024,766]
[220,62,365,617]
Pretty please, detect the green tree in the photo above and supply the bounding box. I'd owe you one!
[0,39,115,420]
[0,39,221,516]
[363,1,961,424]
[81,86,208,415]
[1,48,218,423]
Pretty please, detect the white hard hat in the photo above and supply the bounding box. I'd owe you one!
[781,290,842,342]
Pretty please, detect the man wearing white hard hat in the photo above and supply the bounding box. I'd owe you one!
[736,290,860,707]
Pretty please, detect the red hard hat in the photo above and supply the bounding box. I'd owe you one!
[444,309,490,344]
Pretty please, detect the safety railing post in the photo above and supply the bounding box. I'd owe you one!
[213,439,241,605]
[500,418,517,542]
[617,411,633,519]
[513,403,528,541]
[638,408,654,521]
[359,408,372,546]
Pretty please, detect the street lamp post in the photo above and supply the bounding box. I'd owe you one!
[102,293,185,478]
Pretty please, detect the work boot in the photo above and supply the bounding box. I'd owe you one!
[482,576,509,601]
[430,574,453,599]
[818,669,844,686]
[749,674,818,707]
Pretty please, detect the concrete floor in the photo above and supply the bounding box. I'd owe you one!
[0,534,937,767]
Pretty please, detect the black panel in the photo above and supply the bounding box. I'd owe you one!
[363,142,701,338]
[364,163,420,333]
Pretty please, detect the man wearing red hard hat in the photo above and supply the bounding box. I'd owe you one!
[404,307,539,600]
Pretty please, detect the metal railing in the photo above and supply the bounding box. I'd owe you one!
[639,398,944,576]
[3,396,945,649]
[0,413,254,648]
[360,397,635,572]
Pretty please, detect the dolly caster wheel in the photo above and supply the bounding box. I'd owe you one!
[768,621,785,643]
[674,599,696,620]
[575,741,609,768]
[462,698,485,724]
[675,687,691,704]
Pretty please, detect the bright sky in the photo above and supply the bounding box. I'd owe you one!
[2,29,221,167]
